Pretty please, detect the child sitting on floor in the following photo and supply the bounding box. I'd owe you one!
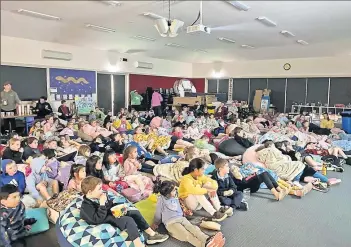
[0,159,26,195]
[80,176,169,246]
[153,180,225,247]
[178,158,230,222]
[67,164,86,192]
[211,158,248,211]
[0,185,36,247]
[26,157,59,207]
[2,138,23,164]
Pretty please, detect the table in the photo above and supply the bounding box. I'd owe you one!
[0,114,36,133]
[291,105,351,115]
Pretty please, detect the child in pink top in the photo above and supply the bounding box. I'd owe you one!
[67,164,86,192]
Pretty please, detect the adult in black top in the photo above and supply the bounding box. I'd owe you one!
[232,127,253,148]
[33,96,53,118]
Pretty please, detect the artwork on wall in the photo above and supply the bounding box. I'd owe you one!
[49,68,96,101]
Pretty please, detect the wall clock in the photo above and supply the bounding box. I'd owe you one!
[283,63,291,70]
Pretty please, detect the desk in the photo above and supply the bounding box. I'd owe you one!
[0,114,36,133]
[291,105,351,115]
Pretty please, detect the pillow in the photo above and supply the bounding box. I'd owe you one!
[25,208,49,235]
[135,195,158,225]
[200,221,221,231]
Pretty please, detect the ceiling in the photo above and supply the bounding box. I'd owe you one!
[1,1,351,63]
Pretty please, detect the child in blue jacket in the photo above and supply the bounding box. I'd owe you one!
[0,159,26,194]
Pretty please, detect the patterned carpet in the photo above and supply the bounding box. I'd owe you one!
[15,166,351,247]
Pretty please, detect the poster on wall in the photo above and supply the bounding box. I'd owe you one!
[49,68,96,101]
[75,96,96,115]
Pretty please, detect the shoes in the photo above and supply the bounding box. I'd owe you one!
[333,166,344,172]
[210,211,228,222]
[236,201,249,211]
[220,206,234,217]
[205,232,224,247]
[312,182,329,193]
[146,232,169,245]
[24,218,37,226]
[328,178,342,185]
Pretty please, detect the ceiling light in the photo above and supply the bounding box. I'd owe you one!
[297,40,309,45]
[143,12,165,20]
[280,30,295,37]
[165,43,186,48]
[16,9,61,21]
[132,35,156,42]
[256,16,277,27]
[98,1,122,6]
[218,37,236,44]
[241,44,255,49]
[227,1,250,11]
[194,49,208,53]
[85,24,116,33]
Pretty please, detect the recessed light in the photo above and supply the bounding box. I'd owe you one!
[132,35,156,42]
[16,9,61,21]
[194,49,208,53]
[227,1,250,11]
[241,44,255,49]
[165,43,186,48]
[280,30,295,37]
[143,12,165,20]
[218,37,236,44]
[85,24,116,33]
[256,16,277,27]
[297,40,309,45]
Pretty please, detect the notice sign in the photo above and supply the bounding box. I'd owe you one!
[75,96,96,115]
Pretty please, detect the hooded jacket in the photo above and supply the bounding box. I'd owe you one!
[0,159,26,194]
[26,158,51,200]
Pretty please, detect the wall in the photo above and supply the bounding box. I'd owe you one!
[0,36,193,78]
[192,56,351,78]
[129,74,205,93]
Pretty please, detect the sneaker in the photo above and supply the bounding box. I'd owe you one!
[312,182,329,193]
[220,206,233,217]
[328,178,342,185]
[210,211,227,222]
[333,166,344,173]
[236,201,249,211]
[146,232,169,245]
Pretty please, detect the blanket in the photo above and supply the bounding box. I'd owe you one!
[153,161,189,182]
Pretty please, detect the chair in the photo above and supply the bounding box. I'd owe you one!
[25,116,35,134]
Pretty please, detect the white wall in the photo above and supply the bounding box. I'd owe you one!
[0,36,193,78]
[192,56,351,78]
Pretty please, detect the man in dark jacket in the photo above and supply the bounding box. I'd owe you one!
[212,158,248,211]
[33,96,52,119]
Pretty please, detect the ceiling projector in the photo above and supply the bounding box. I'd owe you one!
[186,24,211,34]
[155,18,184,37]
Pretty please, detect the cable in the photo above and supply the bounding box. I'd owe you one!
[190,11,201,26]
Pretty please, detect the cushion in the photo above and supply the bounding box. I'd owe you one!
[58,192,145,247]
[218,138,247,156]
[25,208,49,235]
[135,194,158,226]
[200,221,221,231]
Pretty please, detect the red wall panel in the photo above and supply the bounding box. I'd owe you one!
[129,74,205,93]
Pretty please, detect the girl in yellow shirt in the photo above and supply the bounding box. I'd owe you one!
[178,158,230,222]
[320,113,334,129]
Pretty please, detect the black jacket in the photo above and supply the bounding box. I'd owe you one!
[107,141,125,154]
[211,171,238,196]
[80,196,119,226]
[34,102,53,118]
[22,146,40,161]
[234,135,253,149]
[278,148,297,161]
[2,148,23,164]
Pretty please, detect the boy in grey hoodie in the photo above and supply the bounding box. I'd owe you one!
[26,158,59,206]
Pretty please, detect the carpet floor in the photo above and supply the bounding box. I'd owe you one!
[14,166,351,247]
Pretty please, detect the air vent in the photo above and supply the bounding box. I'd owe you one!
[134,61,153,69]
[42,50,72,61]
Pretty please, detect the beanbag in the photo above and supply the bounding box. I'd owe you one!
[218,138,247,156]
[58,193,145,247]
[242,144,266,168]
[25,208,49,235]
[135,194,158,225]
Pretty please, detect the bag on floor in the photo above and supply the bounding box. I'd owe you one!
[46,190,81,223]
[121,188,142,203]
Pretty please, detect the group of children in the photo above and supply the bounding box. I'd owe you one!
[0,103,349,247]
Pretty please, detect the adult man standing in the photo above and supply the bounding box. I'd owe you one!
[1,82,20,133]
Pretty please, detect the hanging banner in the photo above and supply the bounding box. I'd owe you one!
[75,96,96,115]
[49,68,96,101]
